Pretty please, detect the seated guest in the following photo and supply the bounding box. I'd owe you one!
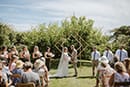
[110,55,119,68]
[11,60,24,85]
[22,62,41,87]
[100,61,115,87]
[123,58,130,75]
[0,61,12,87]
[9,55,18,72]
[109,62,130,87]
[2,60,12,85]
[95,56,115,87]
[34,59,49,87]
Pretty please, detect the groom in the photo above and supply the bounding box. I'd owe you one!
[70,45,78,77]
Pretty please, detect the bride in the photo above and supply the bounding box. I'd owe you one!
[53,47,70,77]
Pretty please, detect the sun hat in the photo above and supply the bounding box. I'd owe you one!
[34,59,45,69]
[98,56,109,64]
[16,60,24,68]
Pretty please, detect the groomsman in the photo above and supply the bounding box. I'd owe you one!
[103,46,113,64]
[71,45,78,77]
[115,45,128,62]
[91,47,100,76]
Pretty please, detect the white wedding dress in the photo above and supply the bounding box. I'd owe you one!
[52,52,70,77]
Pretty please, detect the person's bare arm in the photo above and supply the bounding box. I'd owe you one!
[44,66,49,86]
[109,73,114,87]
[27,52,30,61]
[32,52,36,59]
[19,52,23,58]
[44,52,48,59]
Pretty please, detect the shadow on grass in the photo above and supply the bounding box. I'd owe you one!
[50,75,96,79]
[50,75,75,79]
[77,76,96,79]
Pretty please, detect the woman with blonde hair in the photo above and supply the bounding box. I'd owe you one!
[34,59,49,87]
[124,58,130,75]
[109,62,130,87]
[32,46,42,62]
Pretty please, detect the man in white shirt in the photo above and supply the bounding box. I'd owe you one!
[103,46,113,64]
[91,47,100,76]
[115,46,128,62]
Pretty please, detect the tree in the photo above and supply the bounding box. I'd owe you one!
[110,25,130,56]
[0,22,15,46]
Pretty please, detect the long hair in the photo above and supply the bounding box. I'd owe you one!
[114,62,126,73]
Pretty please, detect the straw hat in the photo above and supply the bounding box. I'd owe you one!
[16,60,24,68]
[98,56,109,64]
[34,59,45,69]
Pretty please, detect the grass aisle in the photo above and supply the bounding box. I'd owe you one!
[49,65,96,87]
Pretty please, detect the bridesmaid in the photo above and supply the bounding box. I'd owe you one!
[32,46,42,62]
[11,46,19,56]
[0,46,8,61]
[19,46,30,62]
[44,47,54,71]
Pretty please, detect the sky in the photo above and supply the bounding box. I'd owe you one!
[0,0,130,34]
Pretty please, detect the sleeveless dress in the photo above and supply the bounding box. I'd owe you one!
[114,72,130,87]
[45,54,51,71]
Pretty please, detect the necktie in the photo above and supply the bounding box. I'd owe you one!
[120,50,122,61]
[106,51,109,58]
[94,52,96,60]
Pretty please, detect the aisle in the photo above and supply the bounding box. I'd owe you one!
[49,66,96,87]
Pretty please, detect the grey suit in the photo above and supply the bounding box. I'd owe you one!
[71,49,78,76]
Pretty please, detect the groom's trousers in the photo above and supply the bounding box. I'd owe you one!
[73,62,78,76]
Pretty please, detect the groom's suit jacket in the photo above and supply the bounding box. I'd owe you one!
[71,49,78,63]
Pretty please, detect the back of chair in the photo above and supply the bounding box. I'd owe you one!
[16,82,36,87]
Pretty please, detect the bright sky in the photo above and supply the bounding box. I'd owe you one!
[0,0,130,34]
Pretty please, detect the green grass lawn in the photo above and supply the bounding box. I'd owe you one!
[49,61,96,87]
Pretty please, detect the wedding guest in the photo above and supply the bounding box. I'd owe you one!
[34,59,49,87]
[19,46,30,62]
[103,46,113,64]
[110,55,119,68]
[0,61,11,87]
[11,60,24,85]
[115,45,128,62]
[32,46,42,62]
[100,60,115,87]
[9,55,18,72]
[91,46,101,76]
[44,47,54,71]
[2,60,12,84]
[95,56,110,87]
[22,62,41,87]
[109,62,130,87]
[123,58,130,75]
[70,45,78,77]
